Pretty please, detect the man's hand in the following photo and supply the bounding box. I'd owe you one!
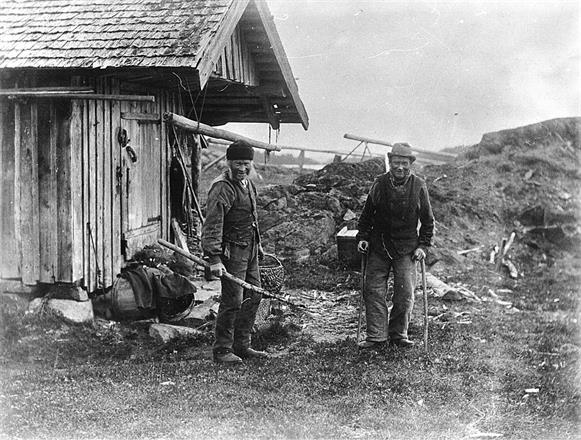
[357,240,369,254]
[258,244,265,261]
[412,248,426,261]
[210,262,226,278]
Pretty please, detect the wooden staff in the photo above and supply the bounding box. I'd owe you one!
[421,259,429,352]
[157,239,310,312]
[356,251,368,353]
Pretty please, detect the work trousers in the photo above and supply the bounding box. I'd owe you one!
[363,249,416,342]
[213,238,262,354]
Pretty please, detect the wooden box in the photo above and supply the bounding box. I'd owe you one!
[336,227,361,270]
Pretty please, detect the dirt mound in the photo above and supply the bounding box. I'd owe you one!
[257,118,581,279]
[467,117,580,177]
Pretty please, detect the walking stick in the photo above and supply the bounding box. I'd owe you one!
[356,251,368,353]
[420,259,429,352]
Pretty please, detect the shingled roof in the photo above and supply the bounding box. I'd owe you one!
[0,0,309,128]
[0,0,239,70]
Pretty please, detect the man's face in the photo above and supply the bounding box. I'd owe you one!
[228,160,252,181]
[389,156,411,180]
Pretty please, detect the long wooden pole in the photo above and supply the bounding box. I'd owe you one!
[344,133,457,161]
[421,259,429,353]
[356,251,367,353]
[157,239,309,311]
[164,112,282,152]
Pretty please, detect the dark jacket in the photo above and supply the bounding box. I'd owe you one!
[202,170,260,265]
[357,171,434,259]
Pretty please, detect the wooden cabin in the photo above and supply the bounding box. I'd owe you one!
[0,0,308,294]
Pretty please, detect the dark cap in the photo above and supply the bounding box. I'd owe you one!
[387,142,416,163]
[226,140,254,161]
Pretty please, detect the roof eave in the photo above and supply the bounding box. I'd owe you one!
[253,0,309,130]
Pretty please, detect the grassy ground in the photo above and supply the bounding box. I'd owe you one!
[1,254,579,440]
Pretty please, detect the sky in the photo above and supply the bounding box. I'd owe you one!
[228,0,580,159]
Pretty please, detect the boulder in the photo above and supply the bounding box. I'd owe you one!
[40,298,94,324]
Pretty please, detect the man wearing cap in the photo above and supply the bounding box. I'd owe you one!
[202,140,268,364]
[356,142,435,349]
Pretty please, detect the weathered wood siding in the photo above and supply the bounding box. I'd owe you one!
[213,24,259,86]
[0,73,181,292]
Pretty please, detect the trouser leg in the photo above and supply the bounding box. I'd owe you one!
[233,241,262,351]
[388,254,416,341]
[363,250,392,342]
[213,242,253,353]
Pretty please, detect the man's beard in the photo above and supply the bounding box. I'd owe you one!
[392,168,410,181]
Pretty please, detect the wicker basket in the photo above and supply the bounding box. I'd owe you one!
[259,253,285,295]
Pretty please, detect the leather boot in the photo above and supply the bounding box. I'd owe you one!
[213,351,243,364]
[389,338,415,348]
[233,347,269,359]
[358,340,385,350]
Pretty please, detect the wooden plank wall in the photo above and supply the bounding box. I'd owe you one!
[0,76,19,279]
[81,77,122,292]
[1,73,180,292]
[213,24,258,86]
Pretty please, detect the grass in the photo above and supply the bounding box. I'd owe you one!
[1,266,579,440]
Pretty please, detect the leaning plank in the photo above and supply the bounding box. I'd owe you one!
[164,112,282,152]
[171,218,189,253]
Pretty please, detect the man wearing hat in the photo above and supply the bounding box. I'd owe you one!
[356,142,435,349]
[202,140,268,364]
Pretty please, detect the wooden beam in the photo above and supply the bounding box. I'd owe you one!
[0,93,155,102]
[164,112,282,152]
[0,87,94,94]
[121,112,161,122]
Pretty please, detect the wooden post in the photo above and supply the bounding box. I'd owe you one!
[191,134,203,239]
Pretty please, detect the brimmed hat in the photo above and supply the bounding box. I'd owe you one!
[387,142,416,163]
[227,140,254,161]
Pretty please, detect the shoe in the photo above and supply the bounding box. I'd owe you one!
[357,340,385,350]
[233,347,269,359]
[213,351,243,364]
[389,338,415,348]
